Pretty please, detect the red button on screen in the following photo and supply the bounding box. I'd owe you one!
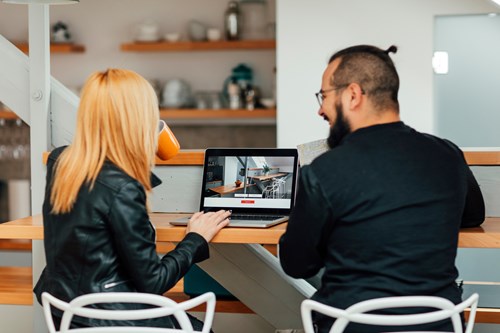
[241,200,255,204]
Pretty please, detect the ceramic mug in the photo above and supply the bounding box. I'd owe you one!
[207,28,221,41]
[157,120,180,160]
[135,20,160,42]
[189,20,207,41]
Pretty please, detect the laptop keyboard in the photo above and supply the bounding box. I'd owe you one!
[230,214,285,221]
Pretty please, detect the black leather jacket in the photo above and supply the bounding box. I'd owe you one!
[34,146,209,327]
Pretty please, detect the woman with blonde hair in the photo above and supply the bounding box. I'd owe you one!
[34,69,230,330]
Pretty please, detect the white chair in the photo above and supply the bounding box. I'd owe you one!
[42,291,216,333]
[263,176,287,199]
[301,293,479,333]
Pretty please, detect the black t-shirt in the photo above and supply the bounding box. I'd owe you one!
[279,122,485,333]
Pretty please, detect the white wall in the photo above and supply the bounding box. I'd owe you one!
[276,0,499,148]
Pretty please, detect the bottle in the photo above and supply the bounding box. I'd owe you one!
[224,1,241,41]
[245,84,256,111]
[228,80,241,109]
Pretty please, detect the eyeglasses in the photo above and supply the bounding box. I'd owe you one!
[315,86,345,107]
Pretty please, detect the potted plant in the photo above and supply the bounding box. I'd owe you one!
[262,163,271,176]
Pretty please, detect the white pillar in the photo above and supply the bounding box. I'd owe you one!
[28,4,50,333]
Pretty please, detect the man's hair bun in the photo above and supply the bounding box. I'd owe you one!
[385,45,398,55]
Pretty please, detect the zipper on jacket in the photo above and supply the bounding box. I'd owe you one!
[103,280,130,289]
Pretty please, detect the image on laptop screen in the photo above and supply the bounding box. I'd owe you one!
[202,148,298,213]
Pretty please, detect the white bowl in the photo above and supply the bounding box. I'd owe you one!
[164,32,180,43]
[260,98,275,109]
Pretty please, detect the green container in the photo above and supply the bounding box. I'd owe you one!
[183,265,236,300]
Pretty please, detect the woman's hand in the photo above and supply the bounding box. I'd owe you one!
[186,210,231,242]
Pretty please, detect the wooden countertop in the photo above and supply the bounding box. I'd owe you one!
[41,150,500,167]
[458,217,500,248]
[0,213,286,245]
[157,150,500,167]
[43,150,205,166]
[0,214,499,248]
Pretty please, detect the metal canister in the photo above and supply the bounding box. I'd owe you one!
[224,1,241,40]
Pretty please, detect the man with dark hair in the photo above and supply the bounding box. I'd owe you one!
[279,45,485,333]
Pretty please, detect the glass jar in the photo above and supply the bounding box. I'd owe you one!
[240,0,268,40]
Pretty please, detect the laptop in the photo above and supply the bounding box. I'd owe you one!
[170,148,299,228]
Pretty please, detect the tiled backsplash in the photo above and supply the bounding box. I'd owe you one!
[0,119,30,181]
[0,119,30,222]
[171,125,276,149]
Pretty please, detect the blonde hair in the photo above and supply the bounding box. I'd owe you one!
[50,69,159,214]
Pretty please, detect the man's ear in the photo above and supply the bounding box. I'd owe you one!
[345,83,364,110]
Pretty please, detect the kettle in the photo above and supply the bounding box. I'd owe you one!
[223,64,253,107]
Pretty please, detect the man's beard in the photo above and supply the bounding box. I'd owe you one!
[327,101,351,149]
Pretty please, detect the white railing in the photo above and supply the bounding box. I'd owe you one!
[0,33,79,147]
[0,34,30,124]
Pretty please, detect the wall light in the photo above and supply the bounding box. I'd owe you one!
[491,0,500,6]
[1,0,78,4]
[432,51,449,75]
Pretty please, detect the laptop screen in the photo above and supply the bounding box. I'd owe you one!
[200,148,299,215]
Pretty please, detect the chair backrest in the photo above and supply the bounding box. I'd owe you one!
[301,293,479,333]
[41,291,216,333]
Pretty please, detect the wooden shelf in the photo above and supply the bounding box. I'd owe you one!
[160,108,276,120]
[0,240,31,251]
[0,265,251,312]
[0,110,18,120]
[465,308,500,324]
[0,265,494,319]
[2,108,276,121]
[15,42,85,54]
[166,291,253,314]
[121,39,275,52]
[0,267,33,305]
